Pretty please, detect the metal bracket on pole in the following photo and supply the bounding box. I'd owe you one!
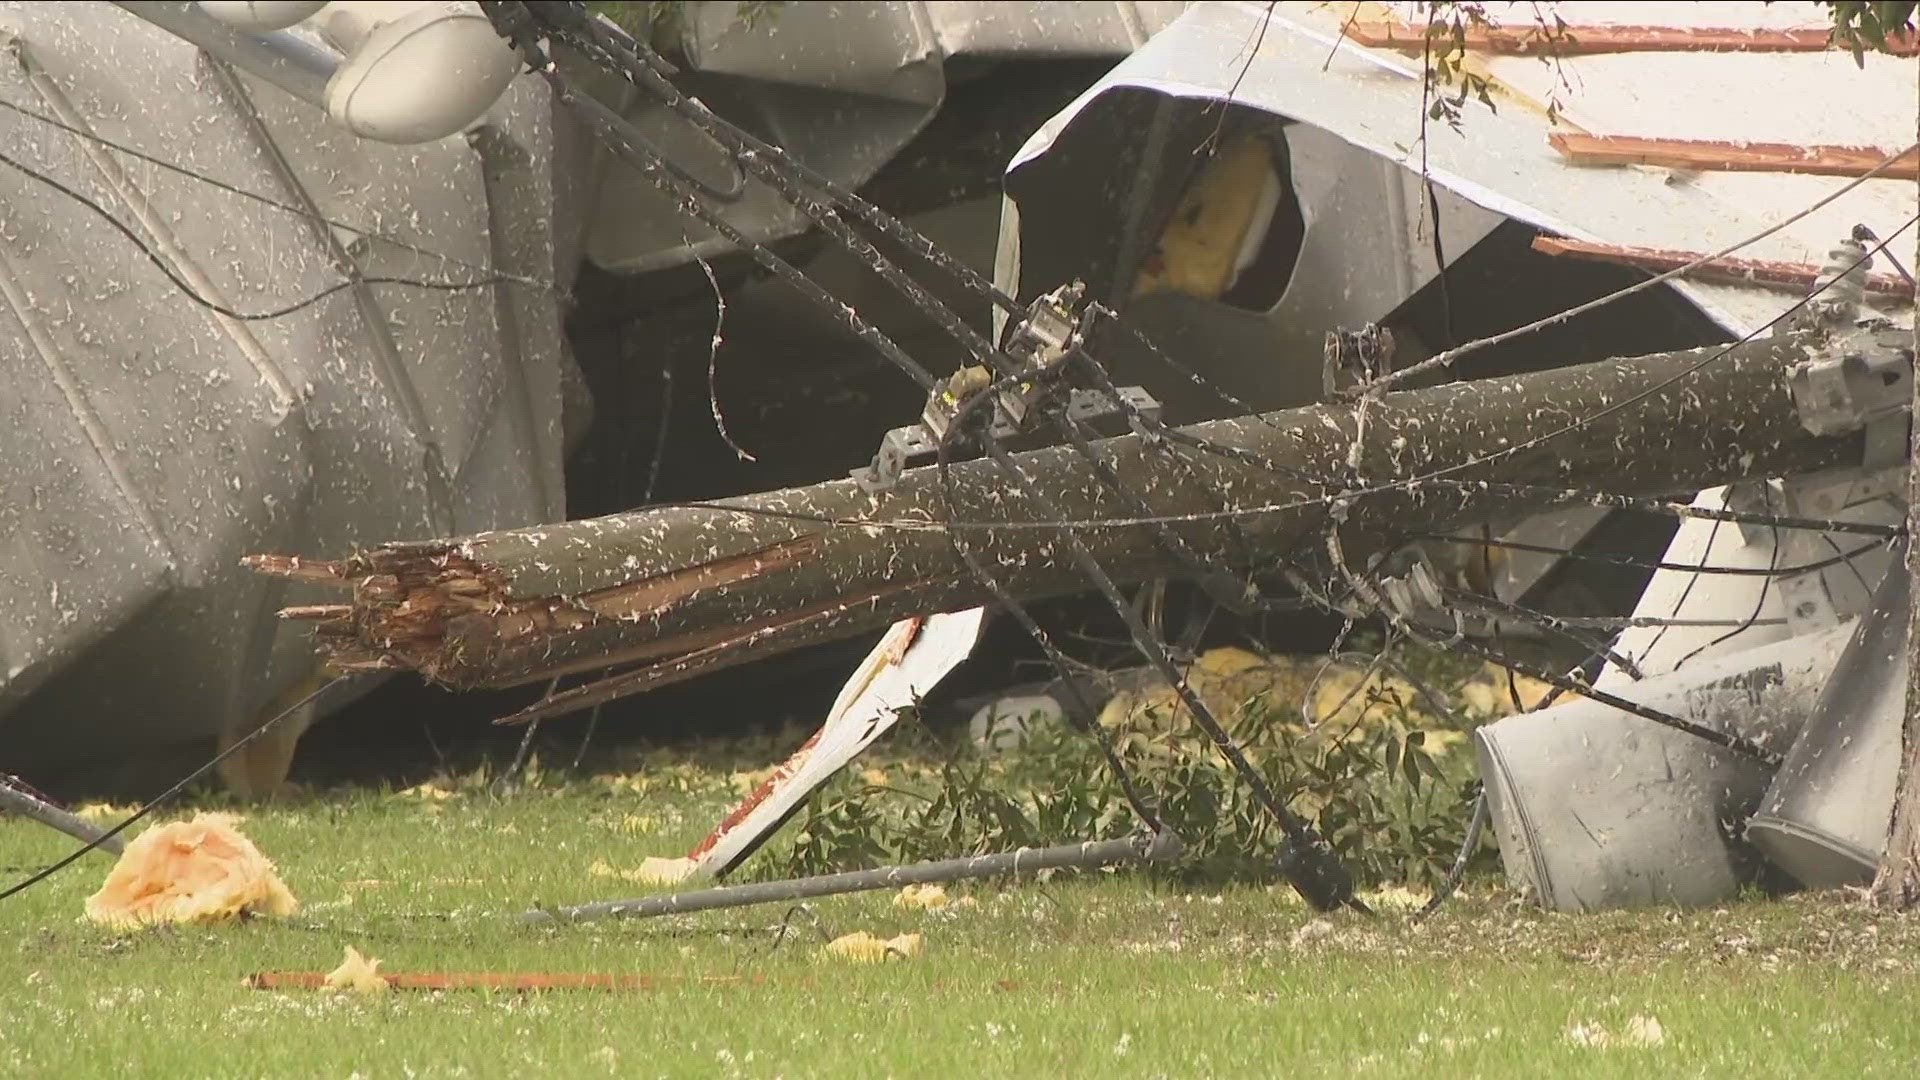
[851,283,1162,491]
[1789,324,1914,471]
[1788,233,1916,473]
[1373,549,1448,623]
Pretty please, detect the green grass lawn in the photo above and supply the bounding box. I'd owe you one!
[5,753,1920,1078]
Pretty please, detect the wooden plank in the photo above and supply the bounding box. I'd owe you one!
[1530,236,1915,298]
[1347,18,1920,56]
[1548,132,1920,181]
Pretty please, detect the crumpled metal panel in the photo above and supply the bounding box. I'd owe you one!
[0,2,574,790]
[1006,2,1916,340]
[584,1,1190,273]
[1013,108,1506,415]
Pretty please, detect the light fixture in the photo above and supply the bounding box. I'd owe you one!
[318,1,522,144]
[196,1,329,32]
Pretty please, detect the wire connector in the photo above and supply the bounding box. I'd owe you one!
[477,1,553,71]
[851,284,1158,491]
[1801,234,1873,326]
[1788,324,1913,469]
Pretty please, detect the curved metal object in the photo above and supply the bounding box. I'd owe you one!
[110,0,337,107]
[582,1,1189,273]
[1474,625,1851,912]
[0,2,576,794]
[1749,548,1905,887]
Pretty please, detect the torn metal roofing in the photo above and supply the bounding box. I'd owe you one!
[582,0,1192,273]
[1009,0,1918,336]
[0,2,575,791]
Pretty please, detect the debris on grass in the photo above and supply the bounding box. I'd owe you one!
[636,856,699,885]
[84,812,296,929]
[823,931,923,962]
[1626,1016,1668,1047]
[395,781,458,802]
[1290,919,1337,949]
[895,884,949,910]
[589,857,699,885]
[1567,1015,1667,1049]
[323,947,390,994]
[1357,885,1430,913]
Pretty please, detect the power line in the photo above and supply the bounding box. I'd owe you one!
[0,144,512,320]
[0,93,556,294]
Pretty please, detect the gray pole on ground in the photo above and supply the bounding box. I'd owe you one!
[520,831,1184,925]
[0,778,125,856]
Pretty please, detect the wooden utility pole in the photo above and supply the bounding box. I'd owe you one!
[1868,71,1920,909]
[255,332,1864,707]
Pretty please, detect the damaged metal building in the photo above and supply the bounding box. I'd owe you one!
[4,0,1919,913]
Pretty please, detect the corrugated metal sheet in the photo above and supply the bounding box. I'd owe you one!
[1009,0,1917,337]
[0,1,574,791]
[584,0,1192,272]
[994,0,1916,673]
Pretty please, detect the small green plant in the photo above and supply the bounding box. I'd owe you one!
[762,645,1499,890]
[1814,1,1919,61]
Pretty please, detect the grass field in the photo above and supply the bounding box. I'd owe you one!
[5,750,1920,1079]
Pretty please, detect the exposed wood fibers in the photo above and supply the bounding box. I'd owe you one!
[1549,133,1920,181]
[1347,18,1920,57]
[1530,236,1916,298]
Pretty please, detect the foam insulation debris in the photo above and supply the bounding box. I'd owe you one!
[823,930,924,963]
[84,812,296,929]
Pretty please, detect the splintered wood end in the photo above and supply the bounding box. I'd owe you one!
[243,554,347,585]
[278,605,353,621]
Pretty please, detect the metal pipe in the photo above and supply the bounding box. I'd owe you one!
[0,775,125,856]
[110,1,337,109]
[522,831,1184,924]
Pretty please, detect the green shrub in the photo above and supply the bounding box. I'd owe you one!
[762,643,1501,890]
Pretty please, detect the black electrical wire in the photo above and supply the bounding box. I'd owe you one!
[503,3,1368,910]
[484,0,1906,909]
[1447,635,1781,763]
[0,676,355,904]
[0,93,555,292]
[1443,588,1646,681]
[0,146,514,320]
[1671,486,1785,671]
[1413,786,1486,921]
[1411,531,1892,577]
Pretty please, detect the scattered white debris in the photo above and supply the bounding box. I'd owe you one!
[895,884,949,910]
[823,931,923,962]
[1625,1016,1667,1047]
[1290,919,1336,948]
[1567,1015,1666,1049]
[323,946,390,994]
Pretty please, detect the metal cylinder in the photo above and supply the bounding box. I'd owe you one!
[1748,553,1904,887]
[112,0,337,108]
[1475,624,1852,912]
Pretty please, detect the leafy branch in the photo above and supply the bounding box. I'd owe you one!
[1812,1,1919,62]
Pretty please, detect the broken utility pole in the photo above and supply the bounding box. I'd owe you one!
[254,329,1872,712]
[1868,74,1920,910]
